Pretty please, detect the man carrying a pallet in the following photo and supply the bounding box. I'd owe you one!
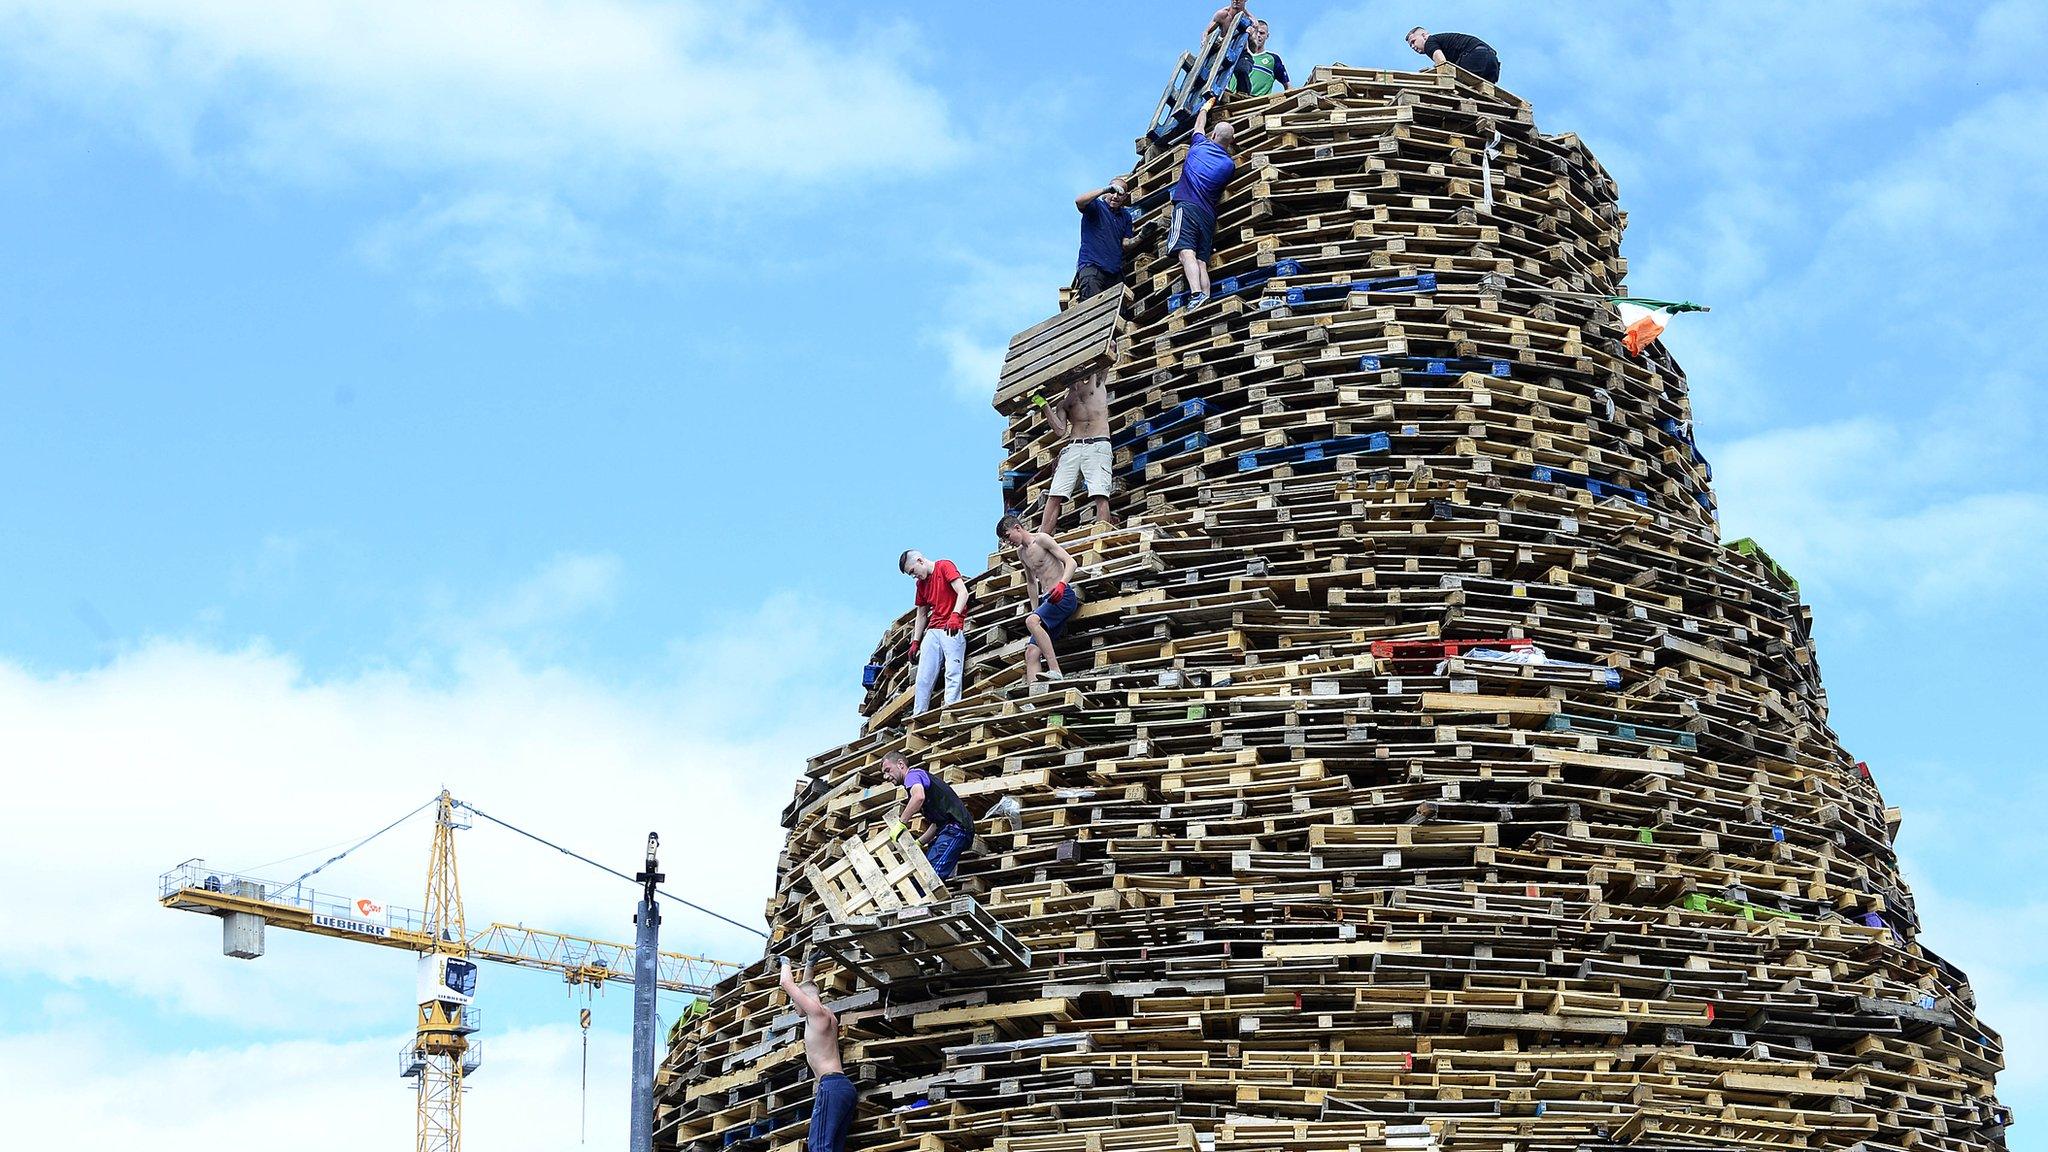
[881,750,976,880]
[899,549,970,714]
[1167,96,1236,308]
[1034,365,1113,534]
[997,513,1081,688]
[1071,177,1134,302]
[1406,27,1501,83]
[779,957,856,1152]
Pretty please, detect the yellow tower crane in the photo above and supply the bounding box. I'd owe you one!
[160,790,744,1152]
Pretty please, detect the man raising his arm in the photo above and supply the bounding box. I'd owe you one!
[1035,366,1113,535]
[1071,178,1133,302]
[778,958,856,1152]
[1167,97,1236,308]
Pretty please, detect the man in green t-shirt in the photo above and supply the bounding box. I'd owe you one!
[1227,19,1288,97]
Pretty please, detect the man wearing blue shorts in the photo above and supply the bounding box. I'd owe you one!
[1167,96,1237,308]
[881,750,975,880]
[779,957,856,1152]
[997,513,1081,688]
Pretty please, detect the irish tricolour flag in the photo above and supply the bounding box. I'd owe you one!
[1609,297,1708,356]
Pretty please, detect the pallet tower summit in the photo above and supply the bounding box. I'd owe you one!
[657,59,2012,1152]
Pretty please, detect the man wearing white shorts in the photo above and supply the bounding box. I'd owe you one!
[1035,365,1114,534]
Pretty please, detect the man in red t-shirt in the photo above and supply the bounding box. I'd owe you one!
[899,550,972,714]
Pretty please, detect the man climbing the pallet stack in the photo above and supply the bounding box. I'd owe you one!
[881,750,975,880]
[778,957,855,1152]
[1167,95,1236,308]
[899,549,970,715]
[1071,177,1134,302]
[1033,364,1114,535]
[1227,18,1288,96]
[997,513,1081,689]
[1406,26,1501,83]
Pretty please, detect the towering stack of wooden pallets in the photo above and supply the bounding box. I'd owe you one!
[658,64,2011,1152]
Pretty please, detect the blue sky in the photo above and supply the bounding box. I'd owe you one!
[3,1,2045,1147]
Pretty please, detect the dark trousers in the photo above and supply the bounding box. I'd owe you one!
[1072,264,1118,300]
[808,1073,857,1152]
[1458,47,1500,83]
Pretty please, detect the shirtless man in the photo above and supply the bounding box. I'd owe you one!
[997,513,1081,687]
[1033,365,1113,534]
[779,957,855,1152]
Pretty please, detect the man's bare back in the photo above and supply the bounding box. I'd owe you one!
[780,959,844,1076]
[1058,370,1111,441]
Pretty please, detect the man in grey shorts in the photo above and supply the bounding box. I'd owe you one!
[1033,364,1114,534]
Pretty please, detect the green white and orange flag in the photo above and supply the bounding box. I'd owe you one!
[1609,297,1709,355]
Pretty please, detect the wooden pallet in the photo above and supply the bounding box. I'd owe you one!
[811,896,1031,988]
[661,62,2012,1152]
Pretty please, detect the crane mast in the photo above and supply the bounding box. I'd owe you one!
[413,791,475,1152]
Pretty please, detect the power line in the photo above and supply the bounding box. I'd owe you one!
[455,799,768,940]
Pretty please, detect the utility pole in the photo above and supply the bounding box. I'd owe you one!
[629,833,663,1152]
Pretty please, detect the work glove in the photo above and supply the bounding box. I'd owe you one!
[888,821,908,842]
[1031,393,1049,409]
[909,638,921,660]
[1048,582,1069,603]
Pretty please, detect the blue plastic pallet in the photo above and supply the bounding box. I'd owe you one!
[1130,431,1209,474]
[1659,416,1714,479]
[1239,431,1390,472]
[1530,464,1650,507]
[1359,354,1510,377]
[1118,397,1209,447]
[1169,257,1302,312]
[1278,272,1437,306]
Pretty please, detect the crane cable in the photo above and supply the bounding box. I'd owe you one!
[270,793,441,902]
[454,799,769,939]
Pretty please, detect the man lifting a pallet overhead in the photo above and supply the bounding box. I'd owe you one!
[1167,95,1236,308]
[899,549,970,714]
[1227,18,1288,96]
[1406,26,1501,83]
[881,750,976,880]
[997,513,1081,688]
[778,957,856,1152]
[1035,364,1114,535]
[1071,176,1134,302]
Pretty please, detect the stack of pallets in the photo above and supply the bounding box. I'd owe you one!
[657,63,2011,1152]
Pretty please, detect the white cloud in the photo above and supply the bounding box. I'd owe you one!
[6,1021,644,1150]
[1713,413,2048,610]
[358,191,607,305]
[922,248,1072,402]
[0,582,870,1030]
[0,0,962,298]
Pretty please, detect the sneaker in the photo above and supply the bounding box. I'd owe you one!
[1188,291,1210,308]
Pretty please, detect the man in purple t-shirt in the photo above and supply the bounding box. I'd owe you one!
[1167,96,1237,308]
[881,751,975,880]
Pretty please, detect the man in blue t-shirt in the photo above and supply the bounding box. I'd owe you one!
[1070,176,1134,302]
[1167,96,1237,308]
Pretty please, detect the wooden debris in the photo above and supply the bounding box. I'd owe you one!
[657,65,2010,1152]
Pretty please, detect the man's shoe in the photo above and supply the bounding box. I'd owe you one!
[1188,292,1210,308]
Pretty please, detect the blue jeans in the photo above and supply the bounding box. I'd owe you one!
[808,1073,856,1152]
[925,823,970,879]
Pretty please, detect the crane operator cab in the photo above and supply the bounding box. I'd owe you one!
[419,953,479,1005]
[415,953,482,1055]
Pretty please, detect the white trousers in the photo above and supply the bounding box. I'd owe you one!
[914,628,966,713]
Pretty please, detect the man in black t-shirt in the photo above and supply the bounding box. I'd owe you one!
[1406,27,1500,83]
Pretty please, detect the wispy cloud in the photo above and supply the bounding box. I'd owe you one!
[0,0,963,300]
